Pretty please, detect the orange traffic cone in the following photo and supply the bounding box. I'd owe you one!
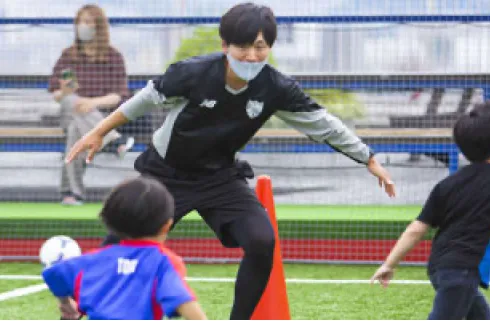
[251,175,291,320]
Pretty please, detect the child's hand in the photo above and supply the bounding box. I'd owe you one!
[370,264,394,288]
[59,297,81,320]
[177,301,207,320]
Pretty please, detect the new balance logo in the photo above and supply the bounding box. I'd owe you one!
[199,99,217,108]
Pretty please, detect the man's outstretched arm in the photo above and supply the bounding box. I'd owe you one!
[65,80,168,164]
[276,81,395,197]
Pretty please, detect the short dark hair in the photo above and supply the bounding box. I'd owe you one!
[219,2,277,47]
[453,101,490,162]
[99,176,174,238]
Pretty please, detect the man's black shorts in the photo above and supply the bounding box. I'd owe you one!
[134,144,269,248]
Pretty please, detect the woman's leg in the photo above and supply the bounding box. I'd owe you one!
[61,122,85,204]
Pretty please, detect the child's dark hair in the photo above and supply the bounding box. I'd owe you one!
[219,2,277,47]
[453,101,490,162]
[99,176,174,238]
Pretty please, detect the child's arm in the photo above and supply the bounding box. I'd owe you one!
[371,220,430,287]
[156,252,208,319]
[177,301,207,320]
[58,297,81,320]
[42,257,86,318]
[42,258,81,298]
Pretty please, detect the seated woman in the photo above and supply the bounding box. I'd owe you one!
[48,4,133,206]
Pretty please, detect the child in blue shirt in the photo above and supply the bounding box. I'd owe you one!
[42,176,207,320]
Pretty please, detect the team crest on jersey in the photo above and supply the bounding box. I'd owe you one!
[245,100,264,119]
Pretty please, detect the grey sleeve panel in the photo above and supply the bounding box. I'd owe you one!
[152,100,188,159]
[118,80,167,121]
[274,108,372,164]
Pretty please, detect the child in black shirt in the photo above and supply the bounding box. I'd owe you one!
[371,102,490,319]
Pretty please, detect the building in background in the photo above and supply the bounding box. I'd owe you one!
[0,0,489,74]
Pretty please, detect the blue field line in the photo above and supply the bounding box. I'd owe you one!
[0,142,458,153]
[1,80,489,91]
[2,15,490,25]
[242,143,459,153]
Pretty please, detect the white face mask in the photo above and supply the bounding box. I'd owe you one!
[77,24,96,42]
[226,53,267,81]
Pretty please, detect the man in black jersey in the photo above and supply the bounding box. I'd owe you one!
[67,3,395,319]
[371,103,490,319]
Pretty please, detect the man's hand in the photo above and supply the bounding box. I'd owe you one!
[65,131,104,164]
[75,97,98,114]
[367,156,396,197]
[370,264,395,288]
[59,297,81,320]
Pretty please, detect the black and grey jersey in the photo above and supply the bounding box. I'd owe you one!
[120,52,372,172]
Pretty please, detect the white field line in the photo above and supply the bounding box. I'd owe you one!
[185,277,430,284]
[0,275,42,280]
[0,283,47,302]
[0,275,430,285]
[0,275,430,303]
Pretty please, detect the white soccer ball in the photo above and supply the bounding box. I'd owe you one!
[39,235,82,267]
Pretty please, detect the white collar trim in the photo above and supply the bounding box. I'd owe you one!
[225,84,248,95]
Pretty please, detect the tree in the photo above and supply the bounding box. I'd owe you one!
[169,27,222,64]
[169,26,277,66]
[304,89,365,121]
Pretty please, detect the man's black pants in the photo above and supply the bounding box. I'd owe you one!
[102,145,275,319]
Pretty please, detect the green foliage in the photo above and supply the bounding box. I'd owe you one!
[305,88,366,120]
[264,88,365,128]
[169,26,277,66]
[169,27,222,64]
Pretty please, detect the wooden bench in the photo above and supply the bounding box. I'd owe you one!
[251,128,459,174]
[389,88,475,129]
[0,127,64,137]
[255,128,452,140]
[0,126,459,174]
[388,88,476,165]
[0,127,453,142]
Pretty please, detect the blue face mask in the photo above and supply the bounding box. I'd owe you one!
[226,53,267,81]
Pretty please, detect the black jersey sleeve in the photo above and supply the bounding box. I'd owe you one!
[417,183,442,227]
[152,61,193,98]
[275,79,372,164]
[119,61,195,120]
